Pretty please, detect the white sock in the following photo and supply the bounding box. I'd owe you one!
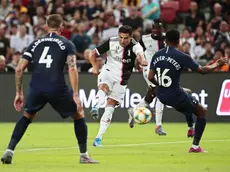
[192,145,199,149]
[133,97,149,112]
[80,151,88,156]
[155,98,164,126]
[94,90,107,109]
[6,149,14,154]
[96,106,115,139]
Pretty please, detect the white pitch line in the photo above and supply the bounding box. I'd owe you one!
[0,139,230,153]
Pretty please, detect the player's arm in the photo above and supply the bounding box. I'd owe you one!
[15,58,29,94]
[67,55,78,95]
[133,43,148,66]
[148,55,159,86]
[183,53,227,74]
[89,39,109,74]
[148,69,159,86]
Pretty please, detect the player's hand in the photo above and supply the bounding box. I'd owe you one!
[14,93,24,112]
[92,67,100,75]
[216,57,228,67]
[73,94,84,114]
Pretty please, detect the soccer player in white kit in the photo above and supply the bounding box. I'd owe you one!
[128,20,195,137]
[89,25,148,147]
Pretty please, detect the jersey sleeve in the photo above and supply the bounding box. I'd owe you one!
[66,41,77,56]
[95,39,110,55]
[182,53,199,71]
[132,42,144,55]
[22,42,34,62]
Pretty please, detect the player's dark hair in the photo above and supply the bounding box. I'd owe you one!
[119,25,132,36]
[46,14,63,29]
[166,29,180,44]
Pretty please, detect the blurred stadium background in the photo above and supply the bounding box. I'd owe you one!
[0,0,230,171]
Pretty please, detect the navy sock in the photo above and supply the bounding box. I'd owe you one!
[8,116,32,150]
[74,118,88,153]
[185,114,194,128]
[193,117,206,146]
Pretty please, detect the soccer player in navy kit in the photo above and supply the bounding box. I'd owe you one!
[1,14,98,164]
[148,29,227,152]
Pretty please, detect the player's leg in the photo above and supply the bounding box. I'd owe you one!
[1,88,46,164]
[154,98,167,136]
[93,83,126,147]
[93,98,116,147]
[49,89,98,164]
[189,102,207,153]
[128,86,155,128]
[182,88,195,137]
[90,71,112,119]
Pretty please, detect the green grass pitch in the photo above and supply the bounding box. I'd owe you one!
[0,123,230,172]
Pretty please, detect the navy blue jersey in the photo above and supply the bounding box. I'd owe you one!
[22,33,76,92]
[150,46,199,105]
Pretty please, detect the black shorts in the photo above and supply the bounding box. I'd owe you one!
[24,87,76,118]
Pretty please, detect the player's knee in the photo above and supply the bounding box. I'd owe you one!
[23,112,36,121]
[72,112,85,120]
[99,84,110,93]
[107,98,118,107]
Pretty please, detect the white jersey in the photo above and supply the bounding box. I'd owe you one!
[139,34,164,87]
[95,36,143,85]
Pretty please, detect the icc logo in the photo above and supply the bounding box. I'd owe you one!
[216,80,230,116]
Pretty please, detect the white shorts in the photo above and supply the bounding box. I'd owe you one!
[97,70,126,105]
[142,63,156,88]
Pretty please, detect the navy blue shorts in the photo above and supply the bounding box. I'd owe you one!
[159,91,198,116]
[24,87,77,118]
[173,93,198,115]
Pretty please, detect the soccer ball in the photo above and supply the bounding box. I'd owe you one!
[133,107,152,124]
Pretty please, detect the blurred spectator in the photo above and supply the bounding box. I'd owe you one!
[18,13,34,36]
[101,14,119,42]
[88,56,103,73]
[210,21,230,49]
[81,49,92,72]
[113,1,127,24]
[71,22,91,59]
[87,17,104,39]
[200,41,214,62]
[33,16,46,39]
[86,0,104,21]
[180,27,196,59]
[0,55,7,72]
[6,24,17,39]
[27,0,45,24]
[0,0,12,18]
[122,7,143,33]
[89,33,100,50]
[185,1,205,33]
[10,24,33,53]
[224,45,230,72]
[6,51,21,72]
[194,36,206,59]
[0,27,10,60]
[182,42,191,55]
[32,6,45,26]
[207,3,228,30]
[142,0,160,31]
[206,48,229,72]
